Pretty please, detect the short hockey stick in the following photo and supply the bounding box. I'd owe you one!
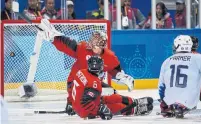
[34,110,66,114]
[34,101,137,115]
[156,106,201,116]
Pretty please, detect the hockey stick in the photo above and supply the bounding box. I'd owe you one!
[156,107,196,116]
[12,2,45,98]
[155,101,201,116]
[156,108,201,116]
[14,12,43,31]
[34,103,136,114]
[34,101,138,115]
[11,1,43,31]
[34,110,66,114]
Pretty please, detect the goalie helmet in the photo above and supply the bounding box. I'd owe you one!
[88,56,104,76]
[190,36,199,51]
[173,35,193,53]
[87,31,107,49]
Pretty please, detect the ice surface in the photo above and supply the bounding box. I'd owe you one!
[6,90,201,124]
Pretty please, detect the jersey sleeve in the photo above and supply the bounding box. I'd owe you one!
[158,59,168,100]
[74,42,88,57]
[52,36,77,58]
[104,49,121,77]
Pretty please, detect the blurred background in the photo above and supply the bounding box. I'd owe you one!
[1,0,200,29]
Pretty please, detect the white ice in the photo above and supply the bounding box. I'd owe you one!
[6,90,201,124]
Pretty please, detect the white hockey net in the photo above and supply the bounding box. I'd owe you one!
[2,20,110,102]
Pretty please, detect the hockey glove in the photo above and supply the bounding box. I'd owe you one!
[81,88,100,113]
[115,71,134,92]
[160,100,174,117]
[98,104,113,120]
[65,103,76,115]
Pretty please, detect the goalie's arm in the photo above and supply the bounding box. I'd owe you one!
[108,65,122,77]
[105,52,134,91]
[38,19,78,58]
[52,36,77,58]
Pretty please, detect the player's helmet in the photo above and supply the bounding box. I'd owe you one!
[173,35,193,53]
[88,56,104,76]
[190,36,199,51]
[87,31,107,49]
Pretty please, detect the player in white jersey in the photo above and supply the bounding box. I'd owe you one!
[158,35,201,118]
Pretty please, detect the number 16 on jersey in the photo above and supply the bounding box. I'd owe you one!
[170,64,188,88]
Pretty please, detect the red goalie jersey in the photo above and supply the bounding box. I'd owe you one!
[52,34,121,103]
[52,39,120,81]
[53,40,120,81]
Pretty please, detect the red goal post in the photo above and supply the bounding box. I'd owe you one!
[1,20,111,101]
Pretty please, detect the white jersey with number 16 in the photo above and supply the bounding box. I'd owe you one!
[158,53,201,109]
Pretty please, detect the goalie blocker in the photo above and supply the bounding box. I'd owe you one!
[18,83,37,98]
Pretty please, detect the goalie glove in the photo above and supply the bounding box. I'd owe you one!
[38,19,64,41]
[115,71,134,92]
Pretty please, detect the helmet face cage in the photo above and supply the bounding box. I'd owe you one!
[88,56,104,75]
[88,31,107,49]
[190,36,199,51]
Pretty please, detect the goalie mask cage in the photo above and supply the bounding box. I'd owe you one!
[1,20,111,102]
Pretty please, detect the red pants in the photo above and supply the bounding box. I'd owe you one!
[73,94,135,118]
[102,94,134,115]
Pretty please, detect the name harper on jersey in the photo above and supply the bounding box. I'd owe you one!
[170,56,191,61]
[76,70,88,86]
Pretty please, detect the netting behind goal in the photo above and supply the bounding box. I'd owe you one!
[1,20,111,102]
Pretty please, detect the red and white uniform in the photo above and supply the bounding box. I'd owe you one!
[71,69,134,118]
[52,36,121,102]
[71,69,102,118]
[52,41,120,80]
